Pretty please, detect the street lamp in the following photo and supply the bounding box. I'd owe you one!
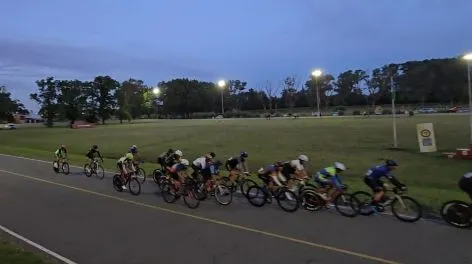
[463,53,472,144]
[311,69,323,118]
[217,80,226,115]
[152,87,161,119]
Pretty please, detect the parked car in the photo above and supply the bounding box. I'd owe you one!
[448,106,458,113]
[3,123,16,129]
[418,108,436,113]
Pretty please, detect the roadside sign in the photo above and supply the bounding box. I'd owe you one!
[417,123,437,152]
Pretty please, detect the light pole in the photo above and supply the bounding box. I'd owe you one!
[217,80,226,115]
[463,53,472,144]
[152,87,160,119]
[311,69,323,118]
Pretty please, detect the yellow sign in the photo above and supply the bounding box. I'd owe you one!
[416,123,437,152]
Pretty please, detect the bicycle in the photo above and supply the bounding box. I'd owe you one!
[191,164,233,205]
[112,171,141,195]
[161,173,200,209]
[298,182,361,217]
[246,182,300,213]
[133,161,146,184]
[440,200,472,228]
[352,185,423,222]
[53,158,70,175]
[221,171,257,198]
[83,159,105,180]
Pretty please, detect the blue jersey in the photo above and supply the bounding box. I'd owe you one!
[365,165,394,181]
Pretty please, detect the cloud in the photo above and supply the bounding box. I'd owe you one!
[0,38,217,82]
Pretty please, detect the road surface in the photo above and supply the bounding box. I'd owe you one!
[0,154,470,264]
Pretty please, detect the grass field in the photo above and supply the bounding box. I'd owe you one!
[1,115,471,210]
[0,239,51,264]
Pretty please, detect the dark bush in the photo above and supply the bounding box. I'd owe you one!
[352,110,361,116]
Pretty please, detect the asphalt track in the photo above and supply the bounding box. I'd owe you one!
[0,155,470,264]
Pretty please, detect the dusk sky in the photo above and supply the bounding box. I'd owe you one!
[1,0,471,113]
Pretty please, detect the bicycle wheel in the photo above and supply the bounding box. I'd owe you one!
[84,164,92,177]
[128,176,142,196]
[61,162,70,175]
[440,200,472,228]
[391,196,422,222]
[246,186,268,207]
[300,189,324,211]
[214,184,233,205]
[183,185,200,209]
[275,189,299,213]
[153,169,165,186]
[96,165,105,180]
[239,179,257,197]
[194,181,208,201]
[351,191,375,216]
[112,174,124,192]
[333,193,360,217]
[135,168,146,184]
[161,180,179,203]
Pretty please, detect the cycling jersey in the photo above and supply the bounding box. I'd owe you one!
[55,148,67,158]
[365,165,395,182]
[281,160,304,178]
[86,148,102,160]
[193,157,209,170]
[314,166,342,188]
[225,156,247,171]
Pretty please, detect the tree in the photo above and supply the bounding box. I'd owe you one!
[0,86,28,122]
[93,76,119,124]
[31,77,60,127]
[227,80,247,112]
[282,76,298,111]
[57,80,88,125]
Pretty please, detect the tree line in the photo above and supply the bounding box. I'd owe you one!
[0,56,469,126]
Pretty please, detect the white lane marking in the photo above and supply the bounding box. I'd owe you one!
[0,224,78,264]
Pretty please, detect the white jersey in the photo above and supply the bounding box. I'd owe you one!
[290,159,304,171]
[193,157,207,169]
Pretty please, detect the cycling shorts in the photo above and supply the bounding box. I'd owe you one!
[364,177,385,193]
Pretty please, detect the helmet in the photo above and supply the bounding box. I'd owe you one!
[60,144,66,148]
[180,159,189,166]
[334,162,346,171]
[92,145,98,149]
[175,150,183,157]
[209,152,216,158]
[298,154,309,162]
[240,151,248,158]
[125,153,133,160]
[386,160,398,167]
[131,145,137,150]
[275,161,284,167]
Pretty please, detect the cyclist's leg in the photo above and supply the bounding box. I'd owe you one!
[459,177,472,201]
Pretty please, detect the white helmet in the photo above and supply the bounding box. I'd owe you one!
[175,150,183,157]
[334,162,346,171]
[298,154,309,162]
[180,159,189,166]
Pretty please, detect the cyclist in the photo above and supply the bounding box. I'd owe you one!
[117,153,135,190]
[157,148,174,169]
[281,154,309,189]
[256,161,287,202]
[192,152,216,182]
[86,145,103,165]
[225,151,249,185]
[313,162,346,201]
[168,159,190,188]
[459,172,472,200]
[363,159,406,211]
[54,144,68,164]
